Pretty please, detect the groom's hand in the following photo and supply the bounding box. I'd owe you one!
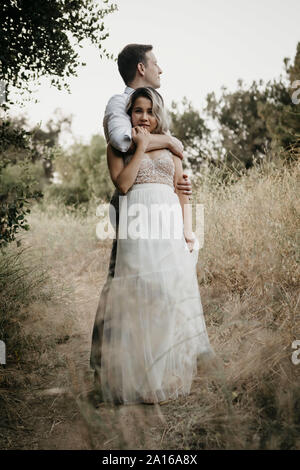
[168,136,184,160]
[176,173,192,198]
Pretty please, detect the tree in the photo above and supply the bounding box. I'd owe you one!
[205,80,273,171]
[287,42,300,85]
[0,121,43,250]
[169,97,211,174]
[0,0,117,107]
[48,134,114,206]
[30,110,73,179]
[258,42,300,156]
[0,0,117,248]
[6,111,72,180]
[205,43,300,169]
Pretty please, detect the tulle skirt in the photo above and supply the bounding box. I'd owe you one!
[100,183,214,405]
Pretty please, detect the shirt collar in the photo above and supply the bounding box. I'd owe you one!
[124,86,135,95]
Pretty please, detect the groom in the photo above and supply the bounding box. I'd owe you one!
[90,44,193,392]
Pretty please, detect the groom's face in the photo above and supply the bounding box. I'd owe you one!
[143,51,162,89]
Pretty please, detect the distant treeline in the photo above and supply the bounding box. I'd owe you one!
[170,42,300,174]
[0,0,299,246]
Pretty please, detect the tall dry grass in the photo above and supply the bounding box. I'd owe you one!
[163,154,300,449]
[0,195,116,449]
[0,152,299,449]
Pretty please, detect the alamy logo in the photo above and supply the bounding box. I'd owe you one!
[291,340,300,365]
[291,80,300,105]
[0,80,7,105]
[0,340,6,365]
[96,199,204,249]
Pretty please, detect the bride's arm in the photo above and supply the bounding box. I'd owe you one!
[172,155,194,244]
[107,127,150,195]
[104,94,183,159]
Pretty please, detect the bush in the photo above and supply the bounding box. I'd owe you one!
[0,121,44,250]
[45,181,90,208]
[49,134,115,207]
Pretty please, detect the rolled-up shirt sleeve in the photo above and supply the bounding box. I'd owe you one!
[104,94,132,153]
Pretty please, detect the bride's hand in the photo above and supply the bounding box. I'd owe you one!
[185,234,195,252]
[132,126,150,150]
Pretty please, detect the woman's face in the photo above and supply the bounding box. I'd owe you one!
[131,96,158,133]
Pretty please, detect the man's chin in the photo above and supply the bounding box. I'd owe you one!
[150,81,160,89]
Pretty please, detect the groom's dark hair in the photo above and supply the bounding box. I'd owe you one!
[118,44,153,86]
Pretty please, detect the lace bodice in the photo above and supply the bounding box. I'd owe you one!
[124,149,175,189]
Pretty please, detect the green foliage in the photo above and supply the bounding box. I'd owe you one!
[0,161,43,250]
[47,134,114,207]
[0,1,117,245]
[46,181,90,207]
[0,120,46,250]
[0,0,117,107]
[1,113,68,182]
[169,97,211,174]
[257,45,300,154]
[29,110,72,179]
[170,42,300,176]
[0,119,32,154]
[205,79,274,170]
[287,42,300,84]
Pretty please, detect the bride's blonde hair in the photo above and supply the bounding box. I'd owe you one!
[126,87,169,135]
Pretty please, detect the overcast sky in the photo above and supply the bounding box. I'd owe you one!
[9,0,300,148]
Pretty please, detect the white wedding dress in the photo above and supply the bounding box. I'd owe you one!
[99,149,215,405]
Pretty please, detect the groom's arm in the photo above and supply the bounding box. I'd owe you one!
[104,94,133,153]
[104,94,184,159]
[127,133,184,159]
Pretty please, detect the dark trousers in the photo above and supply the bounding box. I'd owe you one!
[89,191,119,385]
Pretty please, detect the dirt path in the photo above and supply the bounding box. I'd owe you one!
[3,238,195,449]
[14,325,216,450]
[25,333,169,450]
[0,206,219,450]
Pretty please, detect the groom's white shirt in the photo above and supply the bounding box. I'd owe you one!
[103,86,135,153]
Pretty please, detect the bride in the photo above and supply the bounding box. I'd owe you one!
[96,87,215,405]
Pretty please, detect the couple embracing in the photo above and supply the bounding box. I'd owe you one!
[90,44,215,406]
